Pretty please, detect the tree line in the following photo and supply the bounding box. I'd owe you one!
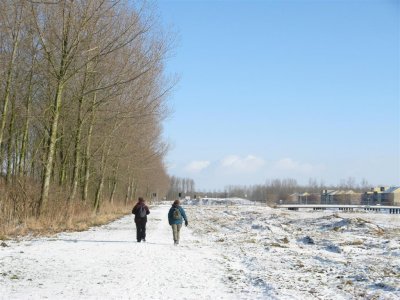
[0,0,172,222]
[194,177,372,204]
[166,176,195,200]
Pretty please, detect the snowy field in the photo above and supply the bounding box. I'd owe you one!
[187,203,400,299]
[1,202,399,299]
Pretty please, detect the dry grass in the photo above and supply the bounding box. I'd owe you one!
[0,179,131,239]
[340,240,364,246]
[1,201,129,239]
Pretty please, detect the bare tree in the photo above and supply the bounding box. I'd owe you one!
[0,0,175,223]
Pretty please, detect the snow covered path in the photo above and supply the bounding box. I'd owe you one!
[0,205,233,300]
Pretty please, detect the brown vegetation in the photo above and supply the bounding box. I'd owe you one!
[1,177,132,239]
[0,0,173,237]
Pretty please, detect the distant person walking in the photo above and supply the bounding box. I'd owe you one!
[168,200,188,245]
[132,197,150,242]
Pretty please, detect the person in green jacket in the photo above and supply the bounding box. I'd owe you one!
[168,199,188,245]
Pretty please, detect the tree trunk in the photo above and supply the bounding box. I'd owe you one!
[0,35,19,168]
[38,82,64,214]
[82,93,96,202]
[109,179,117,204]
[124,177,131,206]
[70,100,83,200]
[58,126,68,186]
[131,180,137,202]
[109,165,119,204]
[18,70,33,177]
[93,143,111,213]
[6,95,16,184]
[70,69,88,200]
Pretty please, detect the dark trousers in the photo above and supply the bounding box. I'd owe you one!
[136,220,146,242]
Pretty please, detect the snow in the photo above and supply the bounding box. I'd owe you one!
[0,205,232,300]
[182,197,255,206]
[188,204,400,299]
[1,202,400,299]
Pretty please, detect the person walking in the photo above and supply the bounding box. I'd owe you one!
[168,199,188,245]
[132,197,150,242]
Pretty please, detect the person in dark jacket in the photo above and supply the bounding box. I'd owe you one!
[132,197,150,242]
[168,199,188,245]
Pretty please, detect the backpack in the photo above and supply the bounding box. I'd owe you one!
[138,205,147,218]
[172,207,181,220]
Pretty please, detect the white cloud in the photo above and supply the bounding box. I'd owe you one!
[274,158,324,173]
[220,155,265,172]
[184,160,210,173]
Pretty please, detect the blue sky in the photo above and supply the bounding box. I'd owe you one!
[158,0,399,190]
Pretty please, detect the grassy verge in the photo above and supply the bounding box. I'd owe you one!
[0,180,136,240]
[0,201,130,239]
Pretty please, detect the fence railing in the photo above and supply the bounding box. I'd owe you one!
[276,204,400,214]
